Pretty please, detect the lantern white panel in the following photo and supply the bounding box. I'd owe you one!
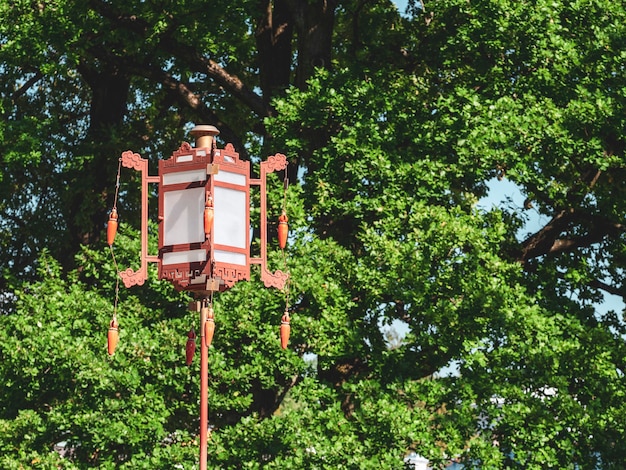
[175,154,194,163]
[162,249,206,265]
[214,249,247,266]
[163,169,206,185]
[163,187,205,245]
[214,186,247,249]
[214,170,246,186]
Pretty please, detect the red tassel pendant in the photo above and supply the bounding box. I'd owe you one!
[278,210,288,250]
[204,197,214,237]
[204,306,215,348]
[186,328,196,366]
[280,312,290,350]
[107,208,118,246]
[108,316,119,355]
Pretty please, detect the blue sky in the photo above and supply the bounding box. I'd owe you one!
[394,0,409,12]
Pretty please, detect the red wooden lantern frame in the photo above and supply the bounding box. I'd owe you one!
[118,134,288,293]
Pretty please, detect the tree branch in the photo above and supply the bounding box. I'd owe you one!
[589,279,624,299]
[141,66,248,156]
[80,41,249,158]
[87,0,271,119]
[517,209,625,263]
[11,71,43,102]
[517,208,574,261]
[157,38,273,119]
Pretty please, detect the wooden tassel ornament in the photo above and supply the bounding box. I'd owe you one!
[277,210,288,250]
[280,311,290,350]
[107,208,118,246]
[204,197,214,237]
[186,328,196,366]
[204,306,215,348]
[107,316,119,355]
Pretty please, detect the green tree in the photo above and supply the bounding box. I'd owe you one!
[1,0,626,468]
[268,0,626,466]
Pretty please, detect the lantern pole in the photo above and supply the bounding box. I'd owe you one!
[199,299,209,470]
[188,125,220,470]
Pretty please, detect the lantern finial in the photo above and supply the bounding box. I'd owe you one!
[190,125,220,149]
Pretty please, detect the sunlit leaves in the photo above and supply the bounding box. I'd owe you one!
[1,0,626,467]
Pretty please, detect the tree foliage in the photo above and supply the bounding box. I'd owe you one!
[1,0,626,468]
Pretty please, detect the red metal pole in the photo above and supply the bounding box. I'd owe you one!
[199,302,209,470]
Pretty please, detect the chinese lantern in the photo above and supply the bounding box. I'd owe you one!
[278,210,288,250]
[204,197,214,237]
[107,316,119,355]
[280,311,290,350]
[204,306,215,348]
[107,208,119,246]
[186,328,196,366]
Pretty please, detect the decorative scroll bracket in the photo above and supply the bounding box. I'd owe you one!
[250,153,289,290]
[118,150,159,288]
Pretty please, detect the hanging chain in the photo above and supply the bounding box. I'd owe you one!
[106,158,123,355]
[281,172,291,312]
[110,158,123,320]
[113,157,122,212]
[109,246,120,316]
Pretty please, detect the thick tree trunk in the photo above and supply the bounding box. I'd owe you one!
[289,0,338,90]
[65,65,130,258]
[256,0,294,105]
